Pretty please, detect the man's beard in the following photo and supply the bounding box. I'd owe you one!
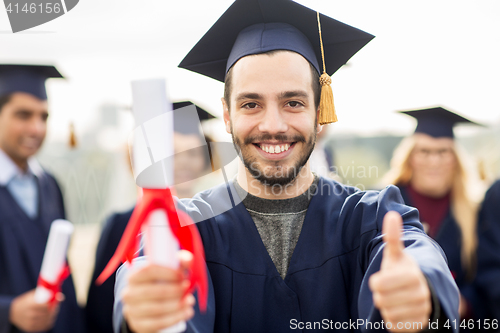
[231,125,317,187]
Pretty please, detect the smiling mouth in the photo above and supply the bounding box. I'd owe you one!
[20,138,42,149]
[253,142,296,154]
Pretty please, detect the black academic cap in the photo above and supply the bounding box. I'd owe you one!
[0,64,64,100]
[178,0,374,82]
[173,101,215,121]
[172,101,216,136]
[399,106,483,139]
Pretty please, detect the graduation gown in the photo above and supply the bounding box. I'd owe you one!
[115,177,459,332]
[399,184,500,323]
[474,180,500,321]
[86,209,133,333]
[0,172,86,333]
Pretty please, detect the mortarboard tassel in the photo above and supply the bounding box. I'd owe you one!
[69,122,77,149]
[317,12,337,125]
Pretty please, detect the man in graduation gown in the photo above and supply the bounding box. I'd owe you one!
[113,0,460,332]
[0,65,86,333]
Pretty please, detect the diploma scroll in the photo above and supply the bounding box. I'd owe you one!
[133,79,185,332]
[35,219,74,304]
[97,79,208,333]
[143,209,186,333]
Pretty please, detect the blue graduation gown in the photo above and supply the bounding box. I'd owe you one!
[0,172,86,333]
[86,209,133,333]
[474,180,500,321]
[114,177,459,332]
[399,184,500,322]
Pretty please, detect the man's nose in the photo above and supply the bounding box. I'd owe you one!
[29,117,46,136]
[258,104,288,135]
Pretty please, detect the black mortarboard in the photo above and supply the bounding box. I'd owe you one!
[0,65,64,100]
[178,0,374,83]
[172,101,216,136]
[399,106,483,139]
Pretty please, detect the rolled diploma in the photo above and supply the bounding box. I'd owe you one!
[132,79,184,332]
[34,219,74,303]
[143,209,186,333]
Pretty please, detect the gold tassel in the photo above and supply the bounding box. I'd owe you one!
[317,12,338,125]
[69,122,77,149]
[319,73,337,124]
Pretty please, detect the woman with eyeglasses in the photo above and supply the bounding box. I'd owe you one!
[383,106,500,327]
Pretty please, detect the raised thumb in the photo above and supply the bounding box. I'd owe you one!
[381,211,404,267]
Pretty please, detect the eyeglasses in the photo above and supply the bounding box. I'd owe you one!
[412,147,454,161]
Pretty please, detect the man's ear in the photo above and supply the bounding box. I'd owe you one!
[316,107,323,134]
[222,97,231,134]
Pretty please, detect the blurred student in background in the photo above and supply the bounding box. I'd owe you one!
[0,65,86,333]
[383,106,500,324]
[86,102,217,333]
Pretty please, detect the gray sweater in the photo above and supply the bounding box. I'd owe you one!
[233,176,319,279]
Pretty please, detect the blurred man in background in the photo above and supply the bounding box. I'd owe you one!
[0,65,86,333]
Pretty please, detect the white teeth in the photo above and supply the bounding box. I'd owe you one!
[260,144,291,154]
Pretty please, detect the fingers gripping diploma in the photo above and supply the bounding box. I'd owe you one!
[9,289,62,332]
[122,251,196,333]
[369,211,432,333]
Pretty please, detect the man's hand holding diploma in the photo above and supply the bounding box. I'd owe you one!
[369,211,433,333]
[122,251,196,333]
[9,289,62,332]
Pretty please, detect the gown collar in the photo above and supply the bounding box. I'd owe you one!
[0,148,43,186]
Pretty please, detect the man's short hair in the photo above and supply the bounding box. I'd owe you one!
[0,94,12,113]
[223,50,321,112]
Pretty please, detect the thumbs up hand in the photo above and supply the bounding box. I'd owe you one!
[369,211,432,332]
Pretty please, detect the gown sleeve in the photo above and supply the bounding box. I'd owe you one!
[353,185,460,332]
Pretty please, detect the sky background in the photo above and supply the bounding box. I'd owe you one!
[1,0,499,144]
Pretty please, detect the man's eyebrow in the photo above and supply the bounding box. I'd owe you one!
[14,109,33,115]
[279,90,309,99]
[235,92,263,102]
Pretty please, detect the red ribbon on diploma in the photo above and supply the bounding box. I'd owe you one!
[37,264,70,307]
[96,188,208,312]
